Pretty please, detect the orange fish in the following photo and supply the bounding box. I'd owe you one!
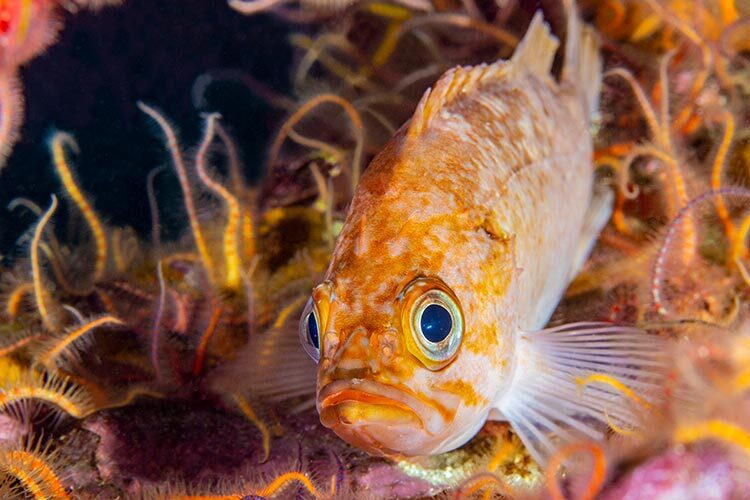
[297,9,666,463]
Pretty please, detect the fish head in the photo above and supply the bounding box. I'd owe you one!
[299,137,519,456]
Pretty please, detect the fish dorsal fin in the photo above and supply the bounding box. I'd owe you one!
[408,63,502,138]
[510,11,559,78]
[407,12,558,139]
[561,0,602,118]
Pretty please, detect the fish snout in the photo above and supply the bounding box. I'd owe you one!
[320,325,402,375]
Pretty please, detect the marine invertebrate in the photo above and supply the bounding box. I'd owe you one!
[0,370,94,421]
[0,437,69,499]
[30,195,60,331]
[545,442,606,500]
[139,102,216,282]
[49,131,108,286]
[0,0,121,169]
[674,419,750,457]
[268,93,364,192]
[228,0,433,20]
[34,314,124,370]
[194,113,244,291]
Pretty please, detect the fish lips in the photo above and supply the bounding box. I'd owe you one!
[317,379,448,456]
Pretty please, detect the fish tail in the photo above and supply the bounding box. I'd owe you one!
[562,0,602,119]
[493,322,668,466]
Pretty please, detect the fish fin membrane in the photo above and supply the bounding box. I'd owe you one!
[510,11,559,79]
[562,0,602,118]
[496,322,667,466]
[209,323,317,411]
[408,61,506,138]
[408,11,560,139]
[570,182,613,279]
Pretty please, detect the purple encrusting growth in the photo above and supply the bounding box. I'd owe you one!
[600,446,745,500]
[61,397,434,496]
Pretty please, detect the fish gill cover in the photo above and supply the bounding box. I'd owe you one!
[0,0,745,498]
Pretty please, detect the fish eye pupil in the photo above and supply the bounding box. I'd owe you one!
[307,311,319,349]
[420,304,452,343]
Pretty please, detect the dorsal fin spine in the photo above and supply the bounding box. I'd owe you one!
[562,0,602,118]
[406,11,564,140]
[510,11,559,78]
[407,62,501,139]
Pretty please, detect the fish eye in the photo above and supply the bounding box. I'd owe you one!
[307,311,319,349]
[401,278,463,370]
[299,298,321,362]
[419,303,453,343]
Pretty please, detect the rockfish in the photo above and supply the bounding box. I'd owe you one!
[298,9,665,463]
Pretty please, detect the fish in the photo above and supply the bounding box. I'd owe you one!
[293,8,667,464]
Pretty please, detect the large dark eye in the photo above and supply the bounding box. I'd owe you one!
[401,279,464,370]
[307,310,320,349]
[299,298,321,362]
[419,303,453,343]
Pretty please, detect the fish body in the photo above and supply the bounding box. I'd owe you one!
[299,10,664,463]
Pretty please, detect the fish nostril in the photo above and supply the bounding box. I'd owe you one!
[371,329,398,364]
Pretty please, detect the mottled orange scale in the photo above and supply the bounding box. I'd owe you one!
[433,379,487,407]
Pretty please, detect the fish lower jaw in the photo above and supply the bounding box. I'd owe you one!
[322,408,433,457]
[323,401,421,427]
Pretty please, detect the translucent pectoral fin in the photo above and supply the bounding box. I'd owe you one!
[495,322,668,466]
[210,323,317,413]
[571,184,613,279]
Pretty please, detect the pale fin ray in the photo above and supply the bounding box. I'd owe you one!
[562,0,602,118]
[495,323,666,466]
[525,383,642,429]
[407,10,561,139]
[571,183,613,279]
[510,11,559,78]
[210,323,316,411]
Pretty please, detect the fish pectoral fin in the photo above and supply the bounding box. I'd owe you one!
[570,182,613,280]
[209,322,317,413]
[494,322,668,466]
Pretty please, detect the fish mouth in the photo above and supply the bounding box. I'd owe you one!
[320,388,423,427]
[318,379,450,455]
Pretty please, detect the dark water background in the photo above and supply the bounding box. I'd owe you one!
[0,0,293,257]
